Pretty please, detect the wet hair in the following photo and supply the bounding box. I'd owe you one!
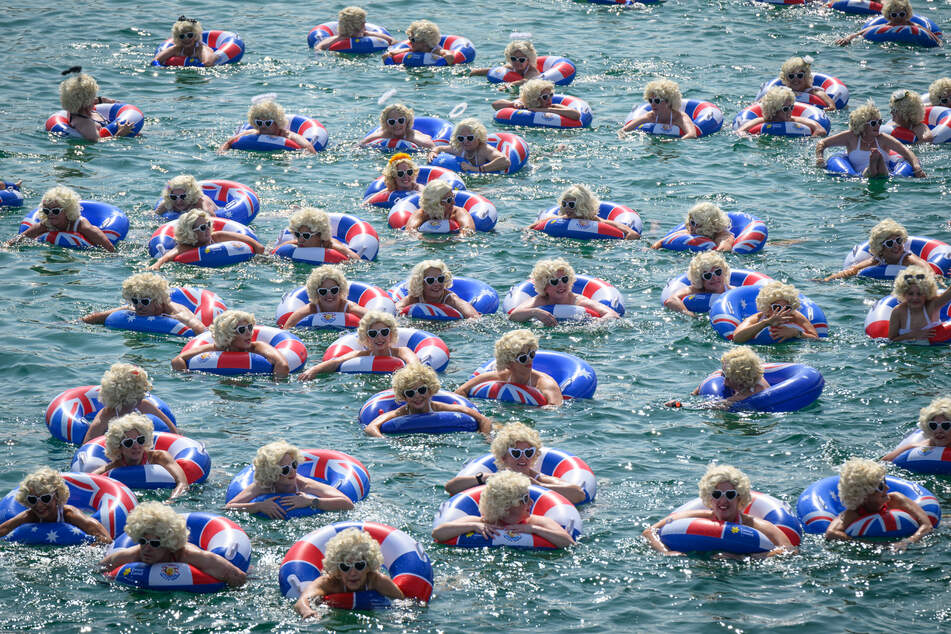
[721,347,764,392]
[104,413,153,460]
[868,218,908,258]
[379,103,415,134]
[252,440,301,489]
[392,362,440,399]
[686,251,731,288]
[357,310,397,347]
[174,208,212,247]
[406,19,440,50]
[420,180,454,221]
[761,86,796,120]
[698,463,752,509]
[479,470,531,523]
[100,363,152,411]
[15,467,69,507]
[306,265,349,304]
[531,257,575,296]
[382,153,418,191]
[889,89,925,129]
[491,422,541,465]
[212,310,255,349]
[882,0,912,19]
[39,186,81,227]
[121,272,172,306]
[408,259,452,297]
[322,527,384,575]
[849,100,882,134]
[450,118,488,153]
[780,56,813,87]
[519,79,556,109]
[893,265,937,301]
[59,72,98,113]
[163,175,203,209]
[918,397,951,436]
[755,281,801,313]
[685,202,730,239]
[172,18,202,42]
[124,501,187,552]
[494,329,538,369]
[643,79,682,111]
[837,458,886,510]
[928,77,951,105]
[247,100,288,129]
[558,184,599,220]
[503,40,537,68]
[289,207,331,239]
[337,6,367,37]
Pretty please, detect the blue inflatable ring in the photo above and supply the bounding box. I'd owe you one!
[861,15,943,47]
[709,285,828,343]
[843,235,951,279]
[623,99,724,138]
[502,274,625,319]
[359,389,481,434]
[275,282,395,330]
[152,30,245,66]
[756,72,850,110]
[388,190,498,233]
[383,35,476,67]
[272,213,380,263]
[660,269,772,314]
[827,0,881,15]
[387,276,499,319]
[531,202,642,240]
[154,179,259,225]
[0,182,23,207]
[308,21,393,53]
[18,201,129,249]
[889,429,951,475]
[428,132,530,175]
[494,94,592,129]
[45,103,145,139]
[103,286,228,337]
[229,115,329,152]
[825,151,913,178]
[45,384,176,444]
[697,362,824,412]
[71,432,211,489]
[466,350,597,405]
[363,166,466,209]
[148,217,258,268]
[451,448,597,505]
[731,102,831,137]
[363,116,453,153]
[180,326,309,374]
[655,211,768,254]
[487,55,576,86]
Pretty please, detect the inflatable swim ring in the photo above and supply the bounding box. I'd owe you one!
[623,99,724,138]
[388,190,498,233]
[152,30,245,66]
[864,294,951,345]
[502,274,625,319]
[280,521,434,608]
[709,285,828,343]
[308,21,393,53]
[229,115,329,152]
[466,350,597,404]
[655,211,768,254]
[46,384,176,444]
[103,286,228,337]
[363,116,452,153]
[388,276,499,319]
[322,328,449,373]
[46,103,145,139]
[696,362,825,412]
[71,431,211,488]
[363,166,466,209]
[154,179,260,225]
[358,389,482,434]
[843,236,951,278]
[148,217,258,267]
[530,202,642,240]
[0,473,136,545]
[660,269,772,314]
[888,429,951,475]
[827,0,882,15]
[487,55,576,86]
[272,213,380,263]
[276,282,395,329]
[179,326,309,374]
[451,448,597,505]
[494,94,592,129]
[18,201,129,249]
[882,105,951,145]
[825,151,914,178]
[756,72,850,110]
[104,512,251,593]
[428,132,530,175]
[0,182,23,207]
[861,15,943,47]
[732,102,831,137]
[383,35,476,67]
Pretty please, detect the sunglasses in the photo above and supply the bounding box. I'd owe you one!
[456,134,475,143]
[316,286,339,297]
[781,105,794,113]
[940,97,951,105]
[179,32,196,40]
[770,303,789,312]
[786,72,806,80]
[403,385,429,398]
[254,119,274,128]
[929,421,951,431]
[408,37,418,43]
[194,223,209,232]
[130,296,152,306]
[25,492,54,506]
[649,97,666,105]
[235,324,253,335]
[367,327,390,339]
[540,92,553,101]
[386,117,406,126]
[711,489,737,500]
[510,56,528,64]
[338,560,367,573]
[395,168,414,178]
[168,193,188,201]
[889,10,907,18]
[508,447,536,460]
[424,275,446,285]
[294,231,319,240]
[548,275,570,287]
[866,119,883,128]
[519,494,532,505]
[138,537,163,548]
[561,200,576,209]
[440,195,454,205]
[881,237,904,249]
[280,460,299,476]
[120,435,146,449]
[515,350,536,365]
[43,207,64,216]
[876,480,887,492]
[701,268,723,281]
[909,273,927,281]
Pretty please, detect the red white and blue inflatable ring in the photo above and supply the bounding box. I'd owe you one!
[19,201,129,249]
[46,103,145,139]
[0,473,137,545]
[46,385,176,444]
[428,132,529,175]
[825,151,914,178]
[697,362,824,412]
[229,115,329,152]
[154,179,259,225]
[864,294,951,345]
[451,448,597,505]
[756,73,849,111]
[827,0,882,15]
[272,213,380,263]
[494,94,592,129]
[655,211,768,254]
[387,276,499,319]
[280,520,434,609]
[467,349,597,404]
[660,269,772,314]
[797,475,940,537]
[363,166,466,209]
[148,217,258,268]
[710,285,828,343]
[180,326,308,374]
[383,35,476,67]
[888,429,951,475]
[843,235,951,279]
[103,286,228,337]
[276,282,395,329]
[502,274,625,319]
[623,99,724,138]
[585,0,663,5]
[71,432,211,489]
[359,389,481,434]
[225,448,370,519]
[433,484,581,549]
[659,491,803,554]
[388,191,497,233]
[152,30,245,66]
[308,21,393,53]
[105,512,251,593]
[363,116,452,153]
[861,15,943,47]
[321,328,449,373]
[883,106,951,145]
[531,201,642,240]
[487,55,576,86]
[732,102,831,137]
[0,182,23,207]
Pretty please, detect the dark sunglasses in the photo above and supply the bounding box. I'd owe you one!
[515,350,536,364]
[26,493,54,505]
[456,134,475,143]
[508,447,536,459]
[711,489,737,500]
[179,32,196,40]
[770,303,789,312]
[424,275,446,285]
[338,560,367,573]
[910,273,927,281]
[548,275,570,286]
[130,297,152,306]
[510,56,528,64]
[280,460,299,476]
[781,105,794,113]
[940,97,951,105]
[928,421,951,431]
[561,200,576,209]
[866,119,883,128]
[403,385,429,398]
[43,207,64,216]
[138,537,163,548]
[876,480,887,492]
[786,72,806,80]
[386,117,406,126]
[194,223,209,232]
[120,435,146,448]
[395,168,414,178]
[701,268,723,281]
[294,231,318,240]
[316,286,339,297]
[649,97,666,105]
[881,237,904,248]
[367,327,390,339]
[889,10,907,18]
[235,324,253,335]
[168,193,188,201]
[254,119,274,128]
[539,92,553,101]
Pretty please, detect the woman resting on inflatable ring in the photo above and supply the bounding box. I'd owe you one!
[382,19,455,64]
[396,259,479,318]
[737,87,827,137]
[492,79,581,122]
[155,174,219,218]
[816,100,926,177]
[652,202,734,252]
[882,397,951,462]
[295,527,403,617]
[315,6,395,51]
[283,265,369,329]
[99,502,246,586]
[225,441,355,518]
[361,103,435,149]
[643,464,795,558]
[732,281,819,344]
[299,311,417,380]
[0,467,111,544]
[835,0,938,46]
[92,414,190,500]
[153,16,217,66]
[822,218,929,281]
[444,422,584,502]
[777,56,837,111]
[664,252,734,317]
[173,310,290,376]
[929,77,951,107]
[82,272,207,334]
[80,363,178,445]
[470,39,540,87]
[56,68,134,142]
[509,258,620,326]
[887,266,951,343]
[618,79,698,139]
[428,118,510,174]
[6,186,115,252]
[455,329,563,406]
[219,98,317,154]
[405,181,475,235]
[431,470,575,547]
[279,207,360,259]
[366,363,492,437]
[378,153,423,197]
[888,89,935,144]
[149,209,263,270]
[549,184,639,239]
[666,347,770,410]
[824,458,932,552]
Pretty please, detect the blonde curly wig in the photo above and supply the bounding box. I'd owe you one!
[889,89,925,129]
[881,0,912,18]
[868,218,908,258]
[382,153,418,191]
[104,413,153,460]
[504,40,537,68]
[306,265,349,304]
[686,251,731,288]
[686,202,730,239]
[247,100,288,129]
[59,73,98,113]
[519,79,556,109]
[918,397,951,436]
[406,20,440,50]
[252,440,301,489]
[761,86,796,120]
[289,207,331,238]
[449,118,488,153]
[408,259,453,298]
[491,422,541,465]
[124,502,188,552]
[531,257,575,296]
[15,467,69,507]
[837,458,886,510]
[558,184,599,220]
[357,310,397,347]
[494,329,538,369]
[121,272,171,306]
[100,363,152,410]
[928,77,951,105]
[479,470,531,523]
[893,265,938,301]
[337,6,367,37]
[212,309,255,349]
[643,78,683,111]
[420,180,454,221]
[323,527,384,575]
[392,362,441,399]
[39,186,81,227]
[175,208,212,247]
[698,463,753,509]
[163,175,203,209]
[755,281,801,313]
[849,100,883,134]
[172,18,203,42]
[379,103,415,134]
[720,347,764,393]
[780,56,813,87]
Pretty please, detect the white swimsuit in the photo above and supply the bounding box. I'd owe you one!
[898,306,940,344]
[848,138,884,174]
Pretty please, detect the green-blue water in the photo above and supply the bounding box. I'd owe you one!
[2,0,951,631]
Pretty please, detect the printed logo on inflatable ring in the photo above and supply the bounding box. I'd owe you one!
[160,564,182,581]
[503,530,521,541]
[320,313,336,322]
[198,352,213,361]
[122,568,132,576]
[730,526,740,534]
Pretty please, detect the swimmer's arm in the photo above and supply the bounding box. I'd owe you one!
[453,372,499,398]
[933,282,951,307]
[432,515,494,541]
[252,341,290,377]
[750,517,796,557]
[663,287,698,317]
[578,296,619,320]
[821,258,875,282]
[890,493,934,550]
[491,98,518,111]
[642,515,686,556]
[367,571,404,599]
[199,44,217,67]
[92,459,123,476]
[792,312,819,339]
[153,46,179,64]
[360,130,388,145]
[98,545,140,572]
[791,116,827,137]
[619,112,652,136]
[149,246,183,270]
[395,294,420,313]
[395,346,419,365]
[330,237,360,260]
[299,350,361,380]
[365,406,406,438]
[542,104,581,120]
[297,480,355,510]
[225,483,264,506]
[0,510,32,538]
[880,442,925,462]
[76,218,116,252]
[315,35,347,51]
[171,342,217,371]
[81,305,128,324]
[730,314,769,344]
[444,472,484,495]
[296,576,333,617]
[281,305,313,329]
[808,87,837,111]
[534,474,586,505]
[519,516,574,547]
[410,131,436,149]
[815,131,852,166]
[285,131,318,154]
[736,117,765,134]
[5,223,46,247]
[138,400,178,434]
[181,543,247,587]
[535,372,564,406]
[83,408,113,444]
[675,112,698,139]
[469,67,490,76]
[453,208,475,234]
[345,300,368,319]
[605,218,640,239]
[445,292,479,318]
[477,146,510,172]
[405,212,425,234]
[824,512,854,541]
[835,29,869,46]
[880,134,925,177]
[153,450,189,500]
[218,130,256,152]
[215,230,265,254]
[714,230,734,252]
[435,402,493,435]
[508,298,558,326]
[63,506,112,544]
[173,306,207,335]
[887,307,913,341]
